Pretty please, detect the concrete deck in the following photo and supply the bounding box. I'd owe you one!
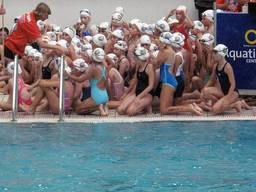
[0,94,256,123]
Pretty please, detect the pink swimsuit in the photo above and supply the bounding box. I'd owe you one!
[18,78,32,106]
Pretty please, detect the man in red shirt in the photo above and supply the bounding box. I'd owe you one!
[4,2,65,60]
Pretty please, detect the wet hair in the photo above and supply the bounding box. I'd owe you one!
[34,2,51,19]
[0,27,9,35]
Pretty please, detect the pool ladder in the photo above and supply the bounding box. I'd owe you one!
[11,55,65,121]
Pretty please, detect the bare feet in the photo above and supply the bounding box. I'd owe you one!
[19,104,35,114]
[99,104,108,116]
[241,100,252,110]
[198,101,212,112]
[189,103,203,116]
[233,101,242,113]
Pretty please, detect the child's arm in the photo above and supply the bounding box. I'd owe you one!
[205,63,217,87]
[68,67,93,83]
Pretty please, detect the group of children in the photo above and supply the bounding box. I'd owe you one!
[0,4,251,116]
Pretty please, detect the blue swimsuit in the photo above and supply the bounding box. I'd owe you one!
[160,63,177,90]
[90,66,109,105]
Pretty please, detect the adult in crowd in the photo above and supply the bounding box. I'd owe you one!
[216,0,249,12]
[4,2,65,60]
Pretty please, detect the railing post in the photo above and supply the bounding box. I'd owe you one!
[11,55,19,121]
[58,55,65,121]
[214,2,217,46]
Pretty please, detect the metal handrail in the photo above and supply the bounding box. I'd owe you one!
[214,2,217,46]
[58,55,65,121]
[11,55,19,121]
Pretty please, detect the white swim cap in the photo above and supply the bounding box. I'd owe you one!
[159,32,173,45]
[84,35,93,43]
[34,52,43,61]
[24,45,33,55]
[150,43,159,52]
[176,5,187,13]
[51,24,62,33]
[140,23,154,35]
[135,47,150,61]
[46,31,57,41]
[140,35,151,45]
[112,12,123,24]
[200,33,215,46]
[57,39,68,49]
[37,20,45,31]
[107,53,118,65]
[27,49,38,57]
[63,27,76,39]
[156,20,170,32]
[80,43,92,53]
[114,40,128,51]
[98,22,109,29]
[213,44,228,57]
[115,6,124,15]
[80,9,91,17]
[92,48,105,62]
[189,31,197,41]
[140,23,149,33]
[202,9,214,22]
[193,20,205,32]
[167,17,179,25]
[86,49,93,58]
[73,58,88,72]
[7,61,22,74]
[112,29,124,40]
[129,18,141,25]
[72,36,81,48]
[170,32,185,48]
[92,34,107,47]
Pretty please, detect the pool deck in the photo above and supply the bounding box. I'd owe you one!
[1,94,256,123]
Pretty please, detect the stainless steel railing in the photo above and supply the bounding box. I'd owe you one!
[11,55,19,121]
[58,55,65,121]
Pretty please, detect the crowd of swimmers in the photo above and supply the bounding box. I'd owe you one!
[0,2,252,116]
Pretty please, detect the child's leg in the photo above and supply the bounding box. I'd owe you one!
[99,104,107,116]
[212,92,239,114]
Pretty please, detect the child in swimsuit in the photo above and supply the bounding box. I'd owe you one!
[202,44,251,113]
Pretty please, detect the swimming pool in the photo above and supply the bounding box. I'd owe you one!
[0,121,255,192]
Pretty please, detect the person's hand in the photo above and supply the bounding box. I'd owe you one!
[28,79,40,91]
[56,46,67,55]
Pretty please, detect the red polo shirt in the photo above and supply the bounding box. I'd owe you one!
[5,11,41,57]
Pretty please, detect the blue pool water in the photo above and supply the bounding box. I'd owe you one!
[0,121,255,192]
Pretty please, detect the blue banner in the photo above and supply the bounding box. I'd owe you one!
[216,13,256,90]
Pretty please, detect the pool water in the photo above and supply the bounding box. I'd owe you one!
[0,121,255,192]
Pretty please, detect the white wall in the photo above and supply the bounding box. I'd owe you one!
[3,0,197,30]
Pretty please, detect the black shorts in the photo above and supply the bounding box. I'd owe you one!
[4,46,15,60]
[174,76,185,98]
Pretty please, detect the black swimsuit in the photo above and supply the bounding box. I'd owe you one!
[215,62,238,95]
[42,58,53,79]
[135,63,154,96]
